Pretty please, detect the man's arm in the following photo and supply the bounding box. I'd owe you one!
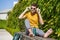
[37,8,44,25]
[18,7,30,19]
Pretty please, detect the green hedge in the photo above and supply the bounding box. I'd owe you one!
[6,27,20,35]
[7,0,60,39]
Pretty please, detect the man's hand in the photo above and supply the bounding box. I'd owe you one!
[28,28,34,37]
[18,6,31,19]
[29,32,34,37]
[36,8,40,14]
[25,6,31,11]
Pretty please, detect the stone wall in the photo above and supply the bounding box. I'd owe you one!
[18,32,56,40]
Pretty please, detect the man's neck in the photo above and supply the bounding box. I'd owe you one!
[31,11,37,15]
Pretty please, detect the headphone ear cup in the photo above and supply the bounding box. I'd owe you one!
[28,6,31,10]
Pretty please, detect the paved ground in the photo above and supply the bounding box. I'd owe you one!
[0,29,13,40]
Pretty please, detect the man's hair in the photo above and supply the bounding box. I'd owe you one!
[31,3,38,8]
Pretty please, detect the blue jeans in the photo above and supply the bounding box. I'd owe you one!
[24,19,45,37]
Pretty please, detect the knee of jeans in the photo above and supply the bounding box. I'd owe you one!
[36,29,45,36]
[24,19,31,29]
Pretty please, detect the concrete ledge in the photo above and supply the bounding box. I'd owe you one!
[17,32,56,40]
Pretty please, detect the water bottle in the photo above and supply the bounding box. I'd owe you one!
[33,27,36,36]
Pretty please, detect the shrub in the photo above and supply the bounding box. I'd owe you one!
[7,0,60,39]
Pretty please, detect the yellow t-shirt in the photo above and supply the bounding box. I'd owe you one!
[24,12,39,28]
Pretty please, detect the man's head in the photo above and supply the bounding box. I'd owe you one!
[30,3,38,14]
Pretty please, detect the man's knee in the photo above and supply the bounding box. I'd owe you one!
[24,19,31,29]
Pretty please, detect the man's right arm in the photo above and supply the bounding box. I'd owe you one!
[18,7,30,19]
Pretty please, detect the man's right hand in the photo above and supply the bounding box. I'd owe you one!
[29,32,34,37]
[25,6,31,11]
[18,6,31,19]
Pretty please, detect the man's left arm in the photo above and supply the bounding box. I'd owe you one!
[37,8,44,25]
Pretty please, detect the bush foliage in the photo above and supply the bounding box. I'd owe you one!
[7,0,60,39]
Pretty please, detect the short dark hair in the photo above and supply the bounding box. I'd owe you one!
[31,3,38,8]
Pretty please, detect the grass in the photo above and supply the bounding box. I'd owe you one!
[0,20,7,29]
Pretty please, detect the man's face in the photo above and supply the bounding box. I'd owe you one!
[31,6,37,13]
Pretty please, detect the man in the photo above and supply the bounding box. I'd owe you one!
[18,3,53,38]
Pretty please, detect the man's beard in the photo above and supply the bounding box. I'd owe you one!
[31,10,37,15]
